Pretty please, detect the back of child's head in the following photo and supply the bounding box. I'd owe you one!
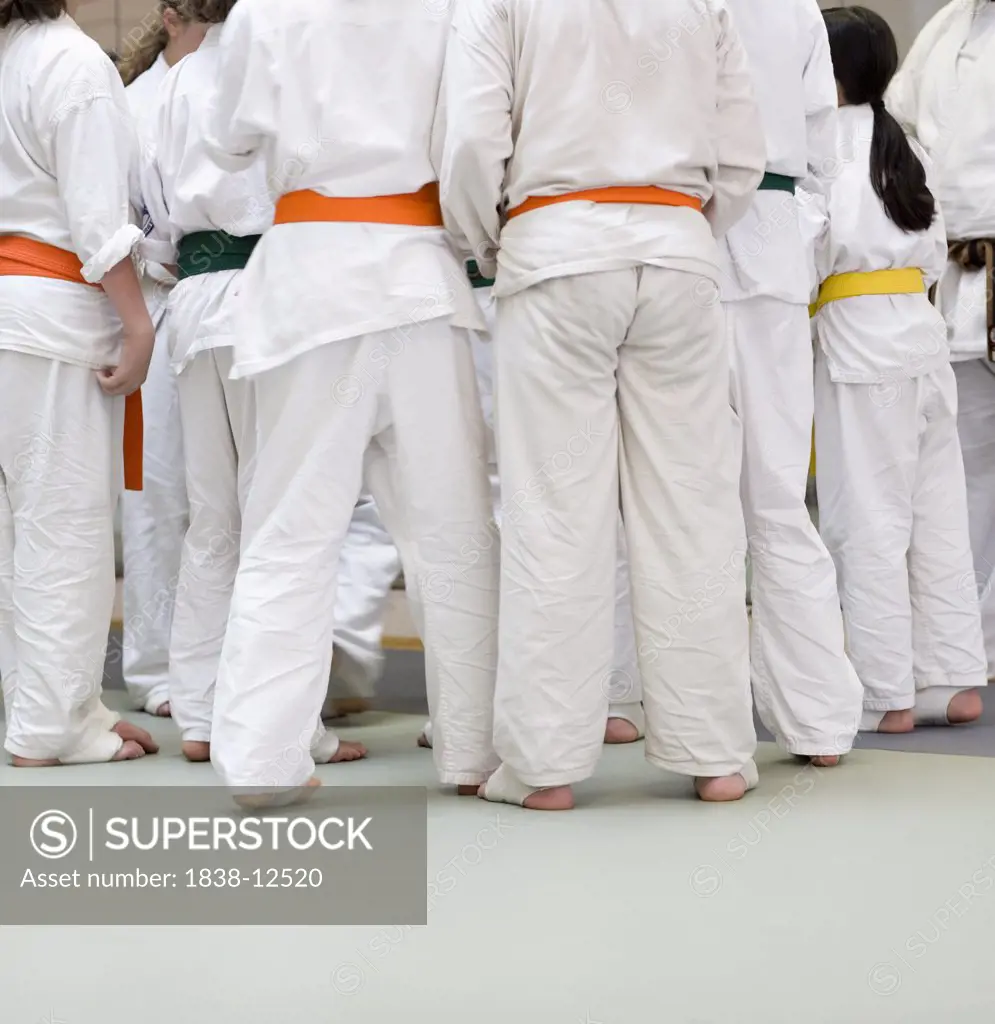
[823,6,936,234]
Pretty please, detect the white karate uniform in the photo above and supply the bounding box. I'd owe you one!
[140,24,272,744]
[716,0,863,757]
[803,105,987,724]
[437,0,764,793]
[889,0,995,680]
[122,53,189,714]
[203,0,498,790]
[0,14,143,762]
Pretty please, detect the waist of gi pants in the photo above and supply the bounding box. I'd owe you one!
[505,185,703,221]
[273,184,444,227]
[177,231,262,280]
[0,234,144,491]
[809,268,926,318]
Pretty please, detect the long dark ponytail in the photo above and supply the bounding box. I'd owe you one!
[823,6,935,234]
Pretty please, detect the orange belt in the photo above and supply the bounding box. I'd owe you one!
[507,185,703,220]
[0,235,143,491]
[273,183,444,227]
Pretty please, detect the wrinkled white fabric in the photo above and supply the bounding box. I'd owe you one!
[953,359,995,678]
[717,0,837,303]
[0,351,124,762]
[491,268,756,786]
[167,337,254,744]
[717,0,861,755]
[0,15,141,366]
[120,53,189,716]
[326,495,403,704]
[800,107,949,384]
[435,0,766,291]
[815,357,987,712]
[203,0,481,381]
[211,321,499,789]
[728,298,862,754]
[120,303,187,715]
[0,16,139,762]
[889,0,995,678]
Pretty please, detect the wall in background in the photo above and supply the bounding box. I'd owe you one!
[818,0,949,55]
[75,0,155,55]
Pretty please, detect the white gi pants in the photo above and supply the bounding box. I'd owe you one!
[121,294,189,713]
[493,268,756,788]
[0,350,123,762]
[325,493,402,703]
[728,296,862,755]
[815,355,988,709]
[212,319,499,789]
[471,285,645,736]
[168,347,255,744]
[953,359,995,679]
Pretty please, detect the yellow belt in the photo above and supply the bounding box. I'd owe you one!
[808,268,925,317]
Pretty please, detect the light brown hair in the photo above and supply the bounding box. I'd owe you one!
[117,0,188,86]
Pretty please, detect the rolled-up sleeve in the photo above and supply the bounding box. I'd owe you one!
[47,62,143,283]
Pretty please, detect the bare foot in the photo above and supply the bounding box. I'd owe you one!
[332,698,371,717]
[235,776,322,810]
[182,740,211,763]
[810,755,841,768]
[114,720,159,755]
[112,740,147,761]
[879,709,915,733]
[523,785,574,810]
[948,689,983,724]
[457,785,481,796]
[695,774,748,802]
[604,717,641,744]
[11,733,149,767]
[325,740,368,763]
[155,702,172,718]
[417,733,431,749]
[475,783,575,810]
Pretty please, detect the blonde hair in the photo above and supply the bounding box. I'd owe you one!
[117,1,188,86]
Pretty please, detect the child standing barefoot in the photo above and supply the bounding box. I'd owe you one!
[811,7,987,733]
[0,0,158,765]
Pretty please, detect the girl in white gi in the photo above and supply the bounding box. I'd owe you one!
[0,0,158,765]
[808,6,987,733]
[438,0,765,810]
[202,0,500,801]
[718,0,863,768]
[118,0,207,720]
[889,0,995,686]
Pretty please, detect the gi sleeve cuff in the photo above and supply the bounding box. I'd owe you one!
[81,224,144,284]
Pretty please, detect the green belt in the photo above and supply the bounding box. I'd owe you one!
[176,231,261,280]
[758,172,796,194]
[466,259,495,289]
